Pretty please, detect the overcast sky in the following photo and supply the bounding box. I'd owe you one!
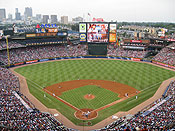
[0,0,174,22]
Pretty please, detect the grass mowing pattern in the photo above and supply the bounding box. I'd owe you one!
[92,83,161,125]
[59,85,120,109]
[26,79,78,123]
[15,59,175,90]
[14,59,175,125]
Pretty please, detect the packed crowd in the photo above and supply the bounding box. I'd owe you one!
[107,46,148,58]
[153,43,175,66]
[98,80,175,131]
[0,44,88,65]
[0,41,25,50]
[0,40,151,66]
[0,67,77,130]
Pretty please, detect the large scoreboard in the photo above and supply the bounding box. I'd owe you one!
[79,22,117,43]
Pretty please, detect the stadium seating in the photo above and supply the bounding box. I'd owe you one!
[98,80,175,131]
[0,41,25,50]
[0,67,77,130]
[153,43,175,66]
[107,46,148,58]
[0,44,88,65]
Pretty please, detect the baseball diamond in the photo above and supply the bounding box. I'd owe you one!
[44,80,139,120]
[13,59,175,127]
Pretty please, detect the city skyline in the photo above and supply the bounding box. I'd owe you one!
[0,0,175,23]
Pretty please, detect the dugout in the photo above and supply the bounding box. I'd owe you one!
[88,44,107,55]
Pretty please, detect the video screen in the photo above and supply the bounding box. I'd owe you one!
[87,23,108,43]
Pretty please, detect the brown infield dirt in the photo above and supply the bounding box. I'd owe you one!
[43,79,139,120]
[44,79,139,98]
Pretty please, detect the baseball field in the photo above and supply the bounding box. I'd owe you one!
[14,59,175,125]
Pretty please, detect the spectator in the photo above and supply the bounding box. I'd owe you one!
[153,43,175,66]
[0,67,77,130]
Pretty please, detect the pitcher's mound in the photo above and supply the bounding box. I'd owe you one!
[75,108,98,120]
[84,94,95,100]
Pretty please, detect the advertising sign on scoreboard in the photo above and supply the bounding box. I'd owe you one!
[48,28,58,33]
[87,23,108,43]
[109,23,117,42]
[36,28,46,33]
[79,23,86,33]
[26,34,36,38]
[109,24,117,33]
[109,33,116,43]
[130,40,142,43]
[79,33,86,42]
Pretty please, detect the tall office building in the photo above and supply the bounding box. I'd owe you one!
[24,7,33,20]
[0,9,6,20]
[8,13,13,20]
[43,15,49,23]
[15,8,18,13]
[51,15,57,23]
[61,16,68,24]
[15,8,21,20]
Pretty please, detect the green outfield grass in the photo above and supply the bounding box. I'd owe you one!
[14,59,175,125]
[59,85,120,109]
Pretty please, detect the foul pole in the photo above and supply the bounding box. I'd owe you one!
[6,36,10,67]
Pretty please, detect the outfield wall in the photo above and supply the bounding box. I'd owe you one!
[8,56,175,70]
[88,44,107,55]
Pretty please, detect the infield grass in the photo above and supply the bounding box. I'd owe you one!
[14,59,175,125]
[59,85,120,109]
